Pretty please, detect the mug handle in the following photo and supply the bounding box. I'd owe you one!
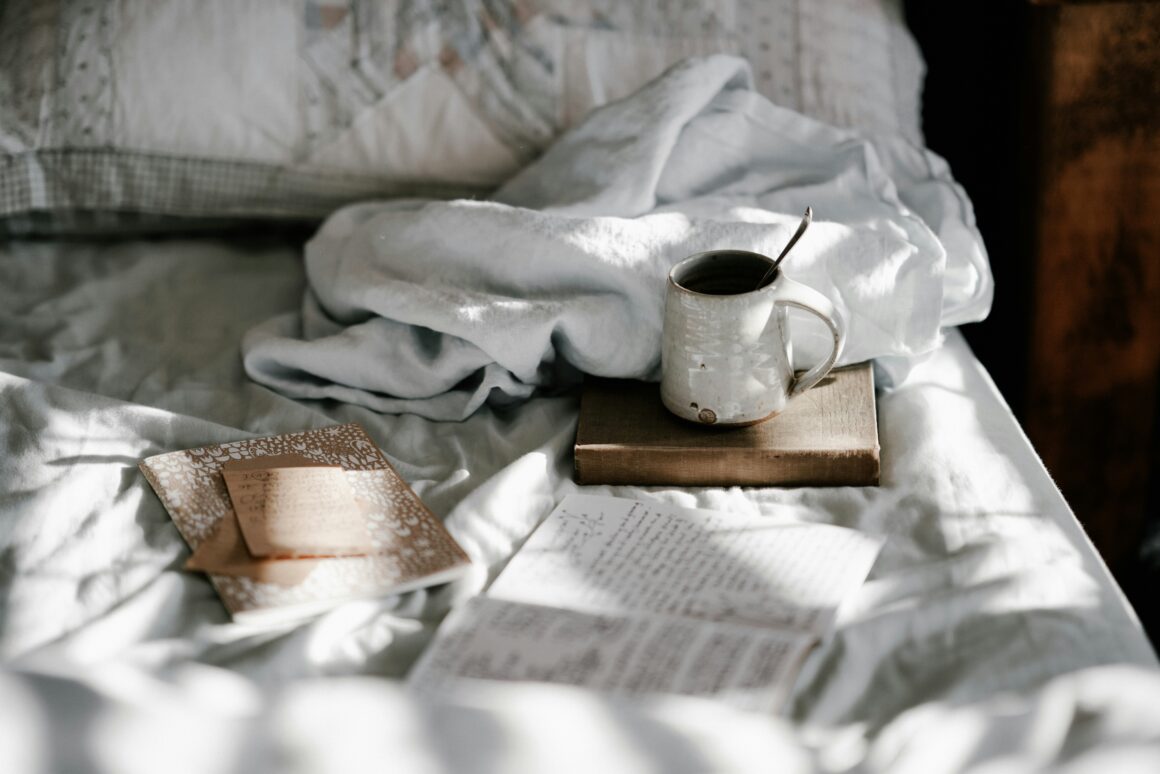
[771,276,846,397]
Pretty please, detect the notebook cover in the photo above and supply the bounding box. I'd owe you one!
[140,423,471,622]
[574,363,879,487]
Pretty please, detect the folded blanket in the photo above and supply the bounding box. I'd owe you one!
[244,56,992,421]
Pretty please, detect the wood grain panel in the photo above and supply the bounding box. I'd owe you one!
[1026,2,1160,573]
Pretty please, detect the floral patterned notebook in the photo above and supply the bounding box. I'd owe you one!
[140,423,471,623]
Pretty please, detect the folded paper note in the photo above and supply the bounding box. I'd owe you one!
[183,507,320,585]
[140,424,472,623]
[222,464,368,558]
[185,453,338,577]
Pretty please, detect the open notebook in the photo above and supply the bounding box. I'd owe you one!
[408,494,882,713]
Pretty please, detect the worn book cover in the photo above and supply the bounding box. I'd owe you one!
[574,362,880,487]
[140,423,471,623]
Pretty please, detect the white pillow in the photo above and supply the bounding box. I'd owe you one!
[0,0,924,233]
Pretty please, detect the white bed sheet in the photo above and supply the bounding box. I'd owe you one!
[0,236,1157,772]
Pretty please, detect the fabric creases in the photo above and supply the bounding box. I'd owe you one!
[243,55,993,421]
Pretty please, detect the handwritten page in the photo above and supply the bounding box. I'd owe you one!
[408,597,815,713]
[223,465,370,558]
[487,494,883,636]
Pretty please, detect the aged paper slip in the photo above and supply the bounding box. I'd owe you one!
[184,511,321,585]
[222,464,371,558]
[185,453,340,581]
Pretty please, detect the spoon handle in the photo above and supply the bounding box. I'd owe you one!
[756,207,812,289]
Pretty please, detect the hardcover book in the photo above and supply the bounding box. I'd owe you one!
[574,362,879,487]
[140,423,471,623]
[408,494,883,713]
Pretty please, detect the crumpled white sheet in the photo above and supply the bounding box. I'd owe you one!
[0,234,1155,773]
[243,56,993,421]
[2,665,1160,774]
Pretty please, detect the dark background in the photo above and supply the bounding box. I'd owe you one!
[905,1,1160,646]
[905,3,1033,416]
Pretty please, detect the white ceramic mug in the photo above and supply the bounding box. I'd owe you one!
[660,250,845,426]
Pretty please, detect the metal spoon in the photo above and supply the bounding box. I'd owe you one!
[755,207,812,289]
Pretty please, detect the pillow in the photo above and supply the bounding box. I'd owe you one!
[0,0,924,235]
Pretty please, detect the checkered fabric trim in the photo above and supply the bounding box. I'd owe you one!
[0,149,491,235]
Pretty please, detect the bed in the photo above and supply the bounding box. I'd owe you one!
[2,2,1158,772]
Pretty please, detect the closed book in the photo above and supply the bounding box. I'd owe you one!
[574,363,879,487]
[140,423,471,623]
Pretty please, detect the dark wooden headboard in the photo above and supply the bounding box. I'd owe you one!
[905,0,1160,636]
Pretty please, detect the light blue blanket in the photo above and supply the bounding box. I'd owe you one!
[244,56,992,420]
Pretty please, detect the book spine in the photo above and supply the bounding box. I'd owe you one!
[574,446,880,487]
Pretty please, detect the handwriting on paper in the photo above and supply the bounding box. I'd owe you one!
[408,597,814,713]
[487,494,883,635]
[222,465,371,558]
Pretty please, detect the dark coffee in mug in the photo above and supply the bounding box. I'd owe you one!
[671,252,778,296]
[662,249,844,426]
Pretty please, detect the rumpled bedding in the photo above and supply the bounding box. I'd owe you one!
[243,56,991,420]
[1,238,1157,772]
[1,60,1158,773]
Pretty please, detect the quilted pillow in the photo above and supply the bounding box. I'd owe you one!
[0,0,924,234]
